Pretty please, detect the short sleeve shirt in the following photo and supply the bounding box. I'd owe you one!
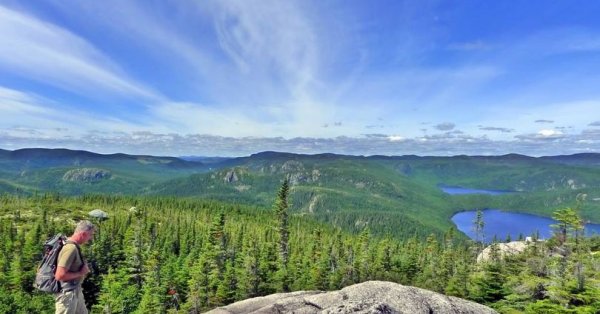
[57,243,83,283]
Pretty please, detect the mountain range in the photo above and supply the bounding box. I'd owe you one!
[2,148,600,239]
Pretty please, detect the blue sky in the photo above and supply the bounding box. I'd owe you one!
[1,0,599,156]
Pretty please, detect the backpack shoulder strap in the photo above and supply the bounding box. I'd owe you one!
[64,240,84,262]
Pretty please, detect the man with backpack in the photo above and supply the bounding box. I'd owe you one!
[54,220,95,314]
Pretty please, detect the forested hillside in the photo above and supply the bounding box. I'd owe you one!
[0,148,207,195]
[148,155,456,239]
[386,155,600,222]
[2,149,600,242]
[149,152,600,238]
[1,191,599,313]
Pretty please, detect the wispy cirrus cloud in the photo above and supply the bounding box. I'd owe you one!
[212,0,318,98]
[0,2,335,138]
[0,2,599,157]
[35,0,343,134]
[0,87,52,116]
[0,86,147,137]
[36,0,226,100]
[0,5,159,102]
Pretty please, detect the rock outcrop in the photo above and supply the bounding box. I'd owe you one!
[262,161,322,185]
[224,170,239,183]
[206,281,497,314]
[62,168,111,182]
[477,239,539,263]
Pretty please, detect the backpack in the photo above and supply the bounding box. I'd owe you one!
[33,233,67,293]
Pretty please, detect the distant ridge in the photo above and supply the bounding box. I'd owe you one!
[540,153,600,166]
[1,148,203,166]
[0,148,207,173]
[2,147,600,239]
[3,147,599,161]
[541,153,600,158]
[248,151,350,159]
[6,148,179,160]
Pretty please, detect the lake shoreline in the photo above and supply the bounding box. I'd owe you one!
[442,185,600,241]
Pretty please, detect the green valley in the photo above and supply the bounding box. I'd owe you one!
[2,149,600,240]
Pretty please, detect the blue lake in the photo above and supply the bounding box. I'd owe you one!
[452,209,600,241]
[442,185,600,241]
[440,185,515,195]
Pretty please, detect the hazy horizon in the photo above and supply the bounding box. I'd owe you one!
[2,146,599,159]
[1,1,599,156]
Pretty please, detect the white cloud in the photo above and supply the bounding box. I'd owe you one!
[0,86,146,137]
[476,100,600,139]
[0,87,51,115]
[388,135,405,142]
[210,0,331,130]
[149,102,273,137]
[34,0,340,136]
[40,0,222,89]
[0,5,159,101]
[537,129,563,137]
[0,2,598,156]
[1,126,599,157]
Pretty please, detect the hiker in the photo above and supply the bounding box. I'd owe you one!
[54,220,95,314]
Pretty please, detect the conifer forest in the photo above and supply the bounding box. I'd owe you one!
[1,187,599,313]
[3,0,600,312]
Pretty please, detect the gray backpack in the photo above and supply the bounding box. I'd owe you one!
[33,234,67,293]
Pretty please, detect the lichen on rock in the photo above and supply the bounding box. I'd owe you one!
[206,281,498,314]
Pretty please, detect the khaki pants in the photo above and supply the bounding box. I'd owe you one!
[55,285,88,314]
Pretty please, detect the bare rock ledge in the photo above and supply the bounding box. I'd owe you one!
[206,281,497,314]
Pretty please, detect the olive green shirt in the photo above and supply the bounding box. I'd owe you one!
[57,242,83,286]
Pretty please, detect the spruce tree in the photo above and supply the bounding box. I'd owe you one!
[473,209,485,249]
[137,250,165,313]
[274,179,290,292]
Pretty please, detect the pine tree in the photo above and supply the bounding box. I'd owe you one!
[356,228,370,282]
[273,179,290,292]
[137,250,165,313]
[309,229,329,290]
[551,206,581,288]
[327,231,346,290]
[373,238,392,281]
[208,212,227,306]
[123,209,146,292]
[215,258,238,305]
[470,242,507,303]
[95,267,137,313]
[258,240,278,295]
[186,253,211,313]
[445,259,470,298]
[274,179,290,264]
[239,238,261,298]
[551,203,591,300]
[473,209,485,249]
[417,234,444,292]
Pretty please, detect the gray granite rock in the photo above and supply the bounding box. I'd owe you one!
[206,281,497,314]
[62,168,111,182]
